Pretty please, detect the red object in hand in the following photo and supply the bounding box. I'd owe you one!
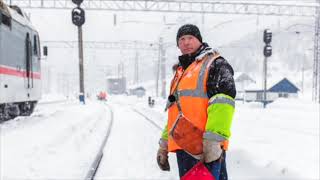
[181,162,215,180]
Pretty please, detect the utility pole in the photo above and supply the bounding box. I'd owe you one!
[156,37,163,97]
[134,51,139,85]
[118,63,121,79]
[120,62,125,78]
[302,53,305,94]
[296,31,305,94]
[71,0,86,104]
[161,39,166,99]
[47,67,51,94]
[313,1,320,103]
[201,13,205,33]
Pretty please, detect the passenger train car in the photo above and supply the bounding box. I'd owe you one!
[0,1,43,121]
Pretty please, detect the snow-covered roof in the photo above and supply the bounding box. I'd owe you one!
[245,76,299,92]
[234,72,243,80]
[269,78,300,93]
[234,72,255,83]
[8,6,36,31]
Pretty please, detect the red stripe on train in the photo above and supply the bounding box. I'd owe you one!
[0,66,41,79]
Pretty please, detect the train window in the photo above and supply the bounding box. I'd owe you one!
[0,12,11,27]
[33,35,38,56]
[37,35,41,59]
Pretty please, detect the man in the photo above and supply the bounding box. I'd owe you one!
[156,24,236,180]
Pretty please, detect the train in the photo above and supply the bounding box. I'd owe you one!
[0,1,45,121]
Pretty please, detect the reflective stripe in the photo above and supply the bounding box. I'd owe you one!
[178,89,207,98]
[203,131,226,142]
[197,53,220,92]
[176,55,217,99]
[209,96,235,108]
[174,91,183,113]
[166,54,220,110]
[196,56,212,92]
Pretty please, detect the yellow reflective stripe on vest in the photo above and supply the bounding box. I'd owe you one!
[209,96,235,108]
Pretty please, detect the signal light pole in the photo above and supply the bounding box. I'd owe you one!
[72,0,86,104]
[263,29,272,108]
[78,25,84,103]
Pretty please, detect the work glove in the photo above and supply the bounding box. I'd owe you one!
[202,139,223,163]
[156,138,170,171]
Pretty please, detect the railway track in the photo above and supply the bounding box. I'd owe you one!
[89,103,163,180]
[85,103,114,180]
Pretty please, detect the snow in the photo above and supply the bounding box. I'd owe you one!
[0,95,319,179]
[0,100,110,179]
[38,93,68,103]
[1,0,320,179]
[230,98,319,179]
[94,100,179,179]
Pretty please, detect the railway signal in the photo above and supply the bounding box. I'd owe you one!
[263,29,272,44]
[264,44,272,57]
[72,7,85,27]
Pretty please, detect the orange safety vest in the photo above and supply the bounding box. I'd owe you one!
[167,52,228,153]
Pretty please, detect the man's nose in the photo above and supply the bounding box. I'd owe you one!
[183,40,190,46]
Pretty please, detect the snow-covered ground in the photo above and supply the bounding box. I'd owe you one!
[94,101,179,180]
[0,100,110,179]
[0,95,319,179]
[230,99,319,179]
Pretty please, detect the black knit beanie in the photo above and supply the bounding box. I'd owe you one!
[176,24,202,45]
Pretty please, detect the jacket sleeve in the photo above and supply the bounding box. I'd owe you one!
[204,57,236,141]
[161,123,169,140]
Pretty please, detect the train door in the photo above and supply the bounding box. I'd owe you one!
[31,32,41,98]
[25,33,32,89]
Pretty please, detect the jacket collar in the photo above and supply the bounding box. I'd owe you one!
[195,46,219,61]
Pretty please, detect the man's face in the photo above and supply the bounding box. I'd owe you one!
[177,35,202,55]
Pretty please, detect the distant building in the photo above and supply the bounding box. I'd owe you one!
[244,78,299,103]
[268,78,300,98]
[234,72,256,100]
[107,77,126,94]
[128,86,146,97]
